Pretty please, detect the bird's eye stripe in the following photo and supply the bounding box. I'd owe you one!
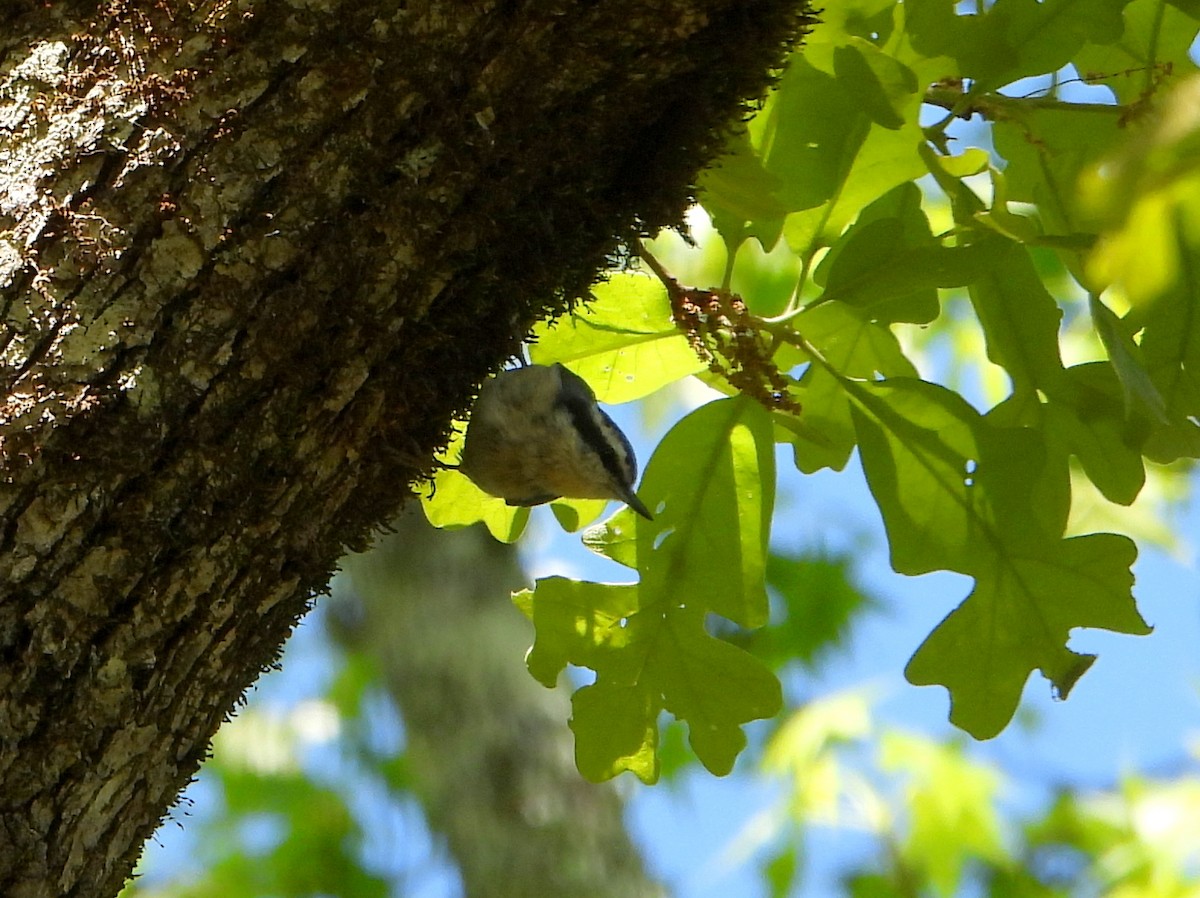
[556,395,636,488]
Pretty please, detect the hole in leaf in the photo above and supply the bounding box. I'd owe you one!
[964,458,977,487]
[652,527,674,551]
[566,664,596,687]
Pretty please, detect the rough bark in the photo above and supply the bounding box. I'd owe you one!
[336,511,664,898]
[0,2,809,896]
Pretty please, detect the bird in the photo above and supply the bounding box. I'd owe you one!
[457,363,653,520]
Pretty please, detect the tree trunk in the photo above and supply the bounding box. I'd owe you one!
[0,2,807,895]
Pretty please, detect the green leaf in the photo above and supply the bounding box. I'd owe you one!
[1043,363,1147,506]
[783,123,928,256]
[195,721,391,898]
[849,378,1064,575]
[847,874,907,898]
[530,272,705,403]
[832,39,919,132]
[994,104,1124,237]
[513,579,643,689]
[1137,231,1200,461]
[816,183,1003,324]
[907,0,1126,91]
[324,651,382,721]
[775,369,858,473]
[905,533,1148,739]
[728,233,804,317]
[904,0,1009,87]
[549,498,609,532]
[1073,0,1200,105]
[589,397,777,628]
[571,682,659,783]
[848,241,1002,325]
[756,552,876,669]
[777,55,926,254]
[815,182,938,324]
[654,607,782,775]
[986,404,1074,543]
[514,578,781,781]
[973,167,1047,245]
[797,300,919,381]
[920,142,987,230]
[764,45,925,254]
[1143,419,1200,463]
[1137,229,1200,413]
[581,510,639,570]
[422,468,529,544]
[762,54,871,213]
[1088,293,1169,424]
[816,181,933,283]
[1082,74,1200,306]
[965,238,1066,408]
[881,733,1007,894]
[762,845,800,898]
[521,398,780,779]
[851,377,982,572]
[804,0,899,50]
[998,0,1127,82]
[774,299,917,474]
[699,130,790,248]
[931,148,990,180]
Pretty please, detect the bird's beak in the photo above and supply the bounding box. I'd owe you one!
[622,488,654,521]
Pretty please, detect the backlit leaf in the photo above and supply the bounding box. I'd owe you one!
[515,574,781,781]
[421,432,530,543]
[530,272,705,403]
[1089,294,1168,424]
[966,238,1066,406]
[590,397,776,629]
[849,378,1061,575]
[1043,363,1147,506]
[907,0,1126,90]
[906,533,1147,739]
[520,398,780,780]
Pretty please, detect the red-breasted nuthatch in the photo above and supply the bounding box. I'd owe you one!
[458,363,653,520]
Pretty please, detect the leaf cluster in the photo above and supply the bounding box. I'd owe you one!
[425,0,1200,780]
